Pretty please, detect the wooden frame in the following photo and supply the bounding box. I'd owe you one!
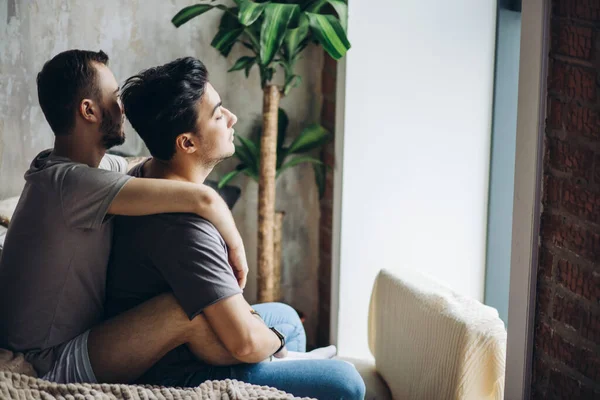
[505,0,549,398]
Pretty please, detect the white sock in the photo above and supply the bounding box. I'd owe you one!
[271,345,338,362]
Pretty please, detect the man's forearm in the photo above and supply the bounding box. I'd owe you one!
[109,179,243,252]
[230,313,282,363]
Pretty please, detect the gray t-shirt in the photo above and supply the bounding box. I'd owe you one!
[0,150,131,375]
[105,161,241,381]
[106,160,241,319]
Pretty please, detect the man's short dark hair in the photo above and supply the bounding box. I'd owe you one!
[121,57,209,160]
[37,49,109,136]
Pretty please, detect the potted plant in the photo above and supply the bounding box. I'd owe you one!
[217,108,330,299]
[172,0,349,302]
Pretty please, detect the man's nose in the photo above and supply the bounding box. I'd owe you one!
[228,112,238,128]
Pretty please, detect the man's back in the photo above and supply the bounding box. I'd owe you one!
[0,150,130,374]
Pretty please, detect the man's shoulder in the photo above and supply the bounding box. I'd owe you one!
[167,214,223,241]
[116,212,222,243]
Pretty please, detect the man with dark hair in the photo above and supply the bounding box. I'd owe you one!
[0,50,252,384]
[106,57,365,400]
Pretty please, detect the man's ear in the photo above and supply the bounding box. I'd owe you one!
[176,133,198,154]
[79,99,99,123]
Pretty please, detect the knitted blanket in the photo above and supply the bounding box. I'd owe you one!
[0,371,315,400]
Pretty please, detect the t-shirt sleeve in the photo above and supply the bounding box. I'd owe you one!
[60,165,132,230]
[98,154,128,173]
[154,217,242,319]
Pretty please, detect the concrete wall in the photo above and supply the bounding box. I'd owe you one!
[0,0,323,344]
[333,0,496,359]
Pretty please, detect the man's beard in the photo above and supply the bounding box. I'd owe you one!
[100,108,125,149]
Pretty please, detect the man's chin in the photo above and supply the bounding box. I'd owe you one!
[103,134,126,150]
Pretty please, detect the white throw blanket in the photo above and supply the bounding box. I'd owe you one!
[368,269,506,400]
[0,370,314,400]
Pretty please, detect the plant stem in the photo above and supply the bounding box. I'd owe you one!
[257,85,281,303]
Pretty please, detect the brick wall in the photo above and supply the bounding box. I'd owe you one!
[532,1,600,398]
[316,53,337,347]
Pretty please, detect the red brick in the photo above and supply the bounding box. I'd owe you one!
[544,175,562,206]
[532,352,550,389]
[536,322,578,366]
[553,292,584,330]
[561,181,600,224]
[581,308,600,345]
[579,347,600,381]
[564,104,600,140]
[557,259,600,304]
[531,387,547,400]
[551,21,593,60]
[537,281,553,316]
[541,213,600,263]
[537,322,600,381]
[539,247,554,278]
[549,60,566,94]
[548,138,594,181]
[595,155,600,184]
[548,98,563,129]
[547,368,596,399]
[554,0,600,21]
[549,61,596,102]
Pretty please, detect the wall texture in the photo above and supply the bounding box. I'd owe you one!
[0,0,324,345]
[532,0,600,398]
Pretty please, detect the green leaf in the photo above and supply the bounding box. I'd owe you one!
[238,0,269,26]
[172,4,215,27]
[326,0,348,32]
[218,169,244,188]
[244,61,255,77]
[234,144,257,174]
[283,74,300,96]
[276,108,289,168]
[313,163,326,198]
[305,0,347,31]
[287,124,331,154]
[218,7,242,30]
[305,13,350,60]
[259,3,299,66]
[242,169,259,182]
[277,155,323,178]
[236,134,260,168]
[283,14,309,61]
[211,27,245,57]
[228,56,256,72]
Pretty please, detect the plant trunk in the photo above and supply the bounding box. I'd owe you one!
[272,211,285,302]
[257,85,281,303]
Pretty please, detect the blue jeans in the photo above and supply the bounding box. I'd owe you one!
[156,302,365,400]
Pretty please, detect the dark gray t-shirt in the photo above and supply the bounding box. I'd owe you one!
[105,161,241,379]
[0,150,131,374]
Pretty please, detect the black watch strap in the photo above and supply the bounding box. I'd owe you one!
[269,326,286,355]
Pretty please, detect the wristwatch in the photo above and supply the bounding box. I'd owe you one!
[269,326,286,355]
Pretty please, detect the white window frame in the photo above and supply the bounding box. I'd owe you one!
[505,0,549,399]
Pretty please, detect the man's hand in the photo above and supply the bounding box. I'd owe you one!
[229,243,249,289]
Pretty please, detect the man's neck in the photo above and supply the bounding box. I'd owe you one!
[53,134,105,168]
[145,158,213,185]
